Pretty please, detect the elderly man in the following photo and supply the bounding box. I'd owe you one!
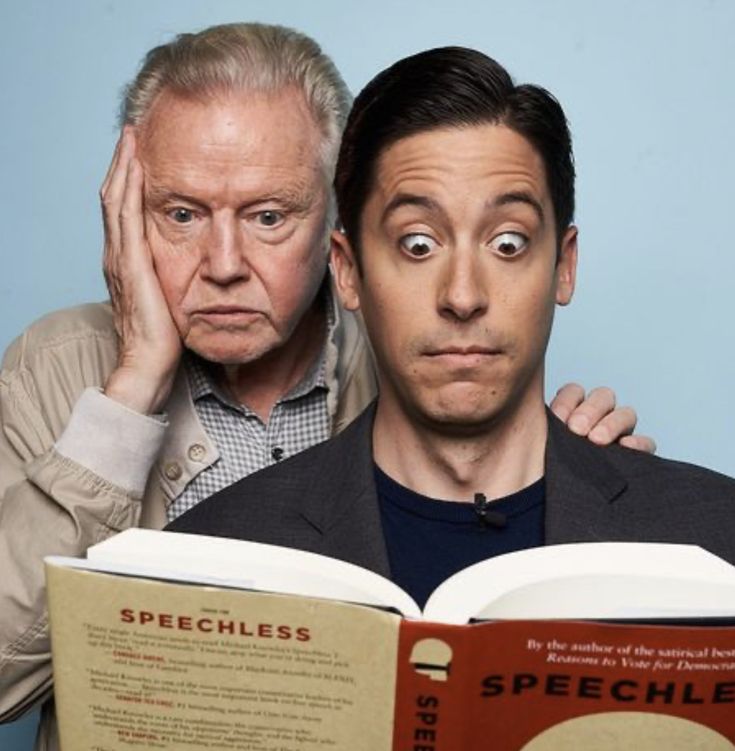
[170,46,735,606]
[0,23,647,749]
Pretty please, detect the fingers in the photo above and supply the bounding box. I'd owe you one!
[101,129,151,348]
[586,405,636,444]
[554,384,630,442]
[618,434,657,454]
[101,128,134,213]
[549,382,586,422]
[101,128,135,266]
[552,384,656,454]
[97,130,182,412]
[561,386,617,437]
[120,153,146,260]
[100,127,126,197]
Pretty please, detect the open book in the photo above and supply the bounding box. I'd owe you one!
[53,527,735,622]
[45,530,735,750]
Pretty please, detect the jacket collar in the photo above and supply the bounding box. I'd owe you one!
[298,401,391,576]
[544,408,628,543]
[154,366,219,500]
[298,403,630,566]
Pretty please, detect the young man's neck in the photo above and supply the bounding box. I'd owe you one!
[372,386,548,503]
[217,301,326,422]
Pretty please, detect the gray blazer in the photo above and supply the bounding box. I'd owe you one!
[168,404,735,571]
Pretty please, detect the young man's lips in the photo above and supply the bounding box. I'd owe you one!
[424,347,503,367]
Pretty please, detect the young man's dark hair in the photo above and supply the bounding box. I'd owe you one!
[334,46,575,249]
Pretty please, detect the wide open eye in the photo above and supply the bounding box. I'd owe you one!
[399,233,438,259]
[489,231,528,258]
[255,210,285,228]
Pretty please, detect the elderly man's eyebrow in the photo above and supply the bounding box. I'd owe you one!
[144,189,206,208]
[380,193,442,224]
[491,191,545,224]
[144,187,315,212]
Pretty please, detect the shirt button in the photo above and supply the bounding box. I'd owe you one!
[188,443,206,462]
[164,462,183,481]
[271,447,284,461]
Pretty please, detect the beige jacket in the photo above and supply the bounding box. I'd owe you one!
[0,300,377,750]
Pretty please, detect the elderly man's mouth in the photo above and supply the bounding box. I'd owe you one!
[192,307,263,324]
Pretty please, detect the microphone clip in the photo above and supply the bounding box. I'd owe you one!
[473,492,507,529]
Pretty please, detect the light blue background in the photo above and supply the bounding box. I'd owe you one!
[2,1,733,747]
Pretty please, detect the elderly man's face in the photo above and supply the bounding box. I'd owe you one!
[334,124,577,431]
[137,89,330,365]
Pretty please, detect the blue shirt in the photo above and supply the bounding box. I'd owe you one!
[375,465,545,609]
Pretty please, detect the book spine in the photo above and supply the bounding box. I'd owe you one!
[392,621,471,751]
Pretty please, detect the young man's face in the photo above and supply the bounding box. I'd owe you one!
[333,124,577,432]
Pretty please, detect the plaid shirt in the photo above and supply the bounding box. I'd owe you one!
[167,306,334,522]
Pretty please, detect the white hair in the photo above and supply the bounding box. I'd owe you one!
[121,22,352,228]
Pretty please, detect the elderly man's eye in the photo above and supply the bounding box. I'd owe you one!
[490,231,528,257]
[257,210,284,227]
[169,208,194,224]
[399,233,438,258]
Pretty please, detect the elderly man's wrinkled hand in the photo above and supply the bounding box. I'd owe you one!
[550,383,656,453]
[101,128,182,414]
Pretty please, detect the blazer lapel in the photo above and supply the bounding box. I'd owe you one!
[297,402,392,578]
[544,411,628,544]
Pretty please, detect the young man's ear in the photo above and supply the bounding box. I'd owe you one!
[555,225,578,306]
[330,229,361,311]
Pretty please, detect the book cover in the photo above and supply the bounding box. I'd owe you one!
[45,537,735,749]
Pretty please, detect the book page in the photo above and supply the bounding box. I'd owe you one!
[84,529,421,618]
[473,575,735,620]
[47,564,401,751]
[423,542,735,623]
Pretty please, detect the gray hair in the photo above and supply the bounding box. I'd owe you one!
[121,23,352,227]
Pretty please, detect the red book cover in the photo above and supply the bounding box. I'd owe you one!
[394,619,735,749]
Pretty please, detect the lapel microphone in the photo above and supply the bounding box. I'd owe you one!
[473,492,507,529]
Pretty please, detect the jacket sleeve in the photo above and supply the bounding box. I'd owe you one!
[0,328,157,722]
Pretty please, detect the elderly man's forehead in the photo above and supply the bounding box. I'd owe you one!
[137,87,323,149]
[135,92,325,181]
[132,88,330,211]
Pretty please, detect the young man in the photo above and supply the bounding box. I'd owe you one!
[170,47,735,605]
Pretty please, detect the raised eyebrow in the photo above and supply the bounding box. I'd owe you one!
[380,193,443,224]
[491,191,545,224]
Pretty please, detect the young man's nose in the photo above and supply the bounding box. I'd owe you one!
[438,247,489,321]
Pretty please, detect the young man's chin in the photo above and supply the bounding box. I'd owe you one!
[403,387,512,432]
